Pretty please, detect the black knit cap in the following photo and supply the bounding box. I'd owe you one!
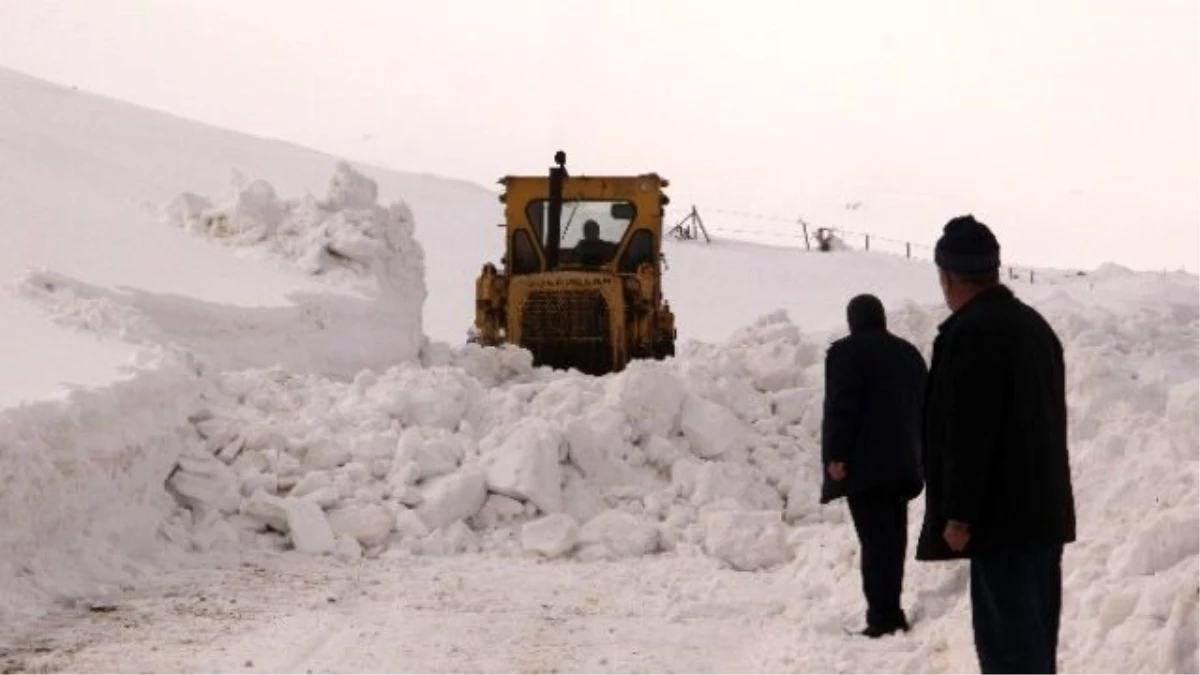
[935,215,1001,273]
[847,294,886,334]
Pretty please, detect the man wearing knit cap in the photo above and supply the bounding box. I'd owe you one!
[917,215,1077,673]
[820,294,927,637]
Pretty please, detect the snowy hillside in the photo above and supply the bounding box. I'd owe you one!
[0,66,1197,673]
[0,65,500,404]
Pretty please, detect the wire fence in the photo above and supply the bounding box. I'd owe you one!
[669,205,1087,286]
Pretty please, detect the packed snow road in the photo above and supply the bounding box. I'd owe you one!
[0,552,861,674]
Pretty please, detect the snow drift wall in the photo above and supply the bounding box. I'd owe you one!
[0,353,200,627]
[165,161,427,370]
[20,164,427,379]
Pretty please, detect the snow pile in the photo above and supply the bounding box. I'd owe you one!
[167,162,426,301]
[159,311,828,570]
[151,291,1197,672]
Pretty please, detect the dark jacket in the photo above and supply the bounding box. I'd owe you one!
[916,285,1077,561]
[574,238,617,267]
[820,328,927,504]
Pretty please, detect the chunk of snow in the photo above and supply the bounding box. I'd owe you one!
[190,512,241,553]
[562,470,608,525]
[702,510,794,571]
[483,419,563,514]
[303,439,351,471]
[394,508,431,541]
[419,521,481,556]
[276,453,304,491]
[692,461,783,511]
[578,510,659,558]
[642,435,684,471]
[771,387,816,425]
[302,486,341,510]
[324,161,380,211]
[743,340,803,392]
[289,470,333,498]
[286,499,335,554]
[415,469,487,531]
[327,504,394,549]
[240,490,289,533]
[564,411,628,486]
[238,469,278,498]
[471,494,527,530]
[333,535,363,560]
[604,364,686,438]
[396,427,464,481]
[681,395,749,459]
[521,514,580,558]
[169,463,241,515]
[386,460,421,491]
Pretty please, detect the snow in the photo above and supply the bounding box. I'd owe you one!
[285,499,336,555]
[578,510,662,559]
[702,510,795,571]
[415,469,488,532]
[681,394,752,459]
[482,418,566,515]
[326,504,394,551]
[0,64,1197,673]
[521,514,580,558]
[0,302,141,408]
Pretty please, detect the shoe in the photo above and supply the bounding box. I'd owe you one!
[859,618,910,638]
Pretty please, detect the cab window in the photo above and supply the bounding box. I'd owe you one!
[525,200,636,268]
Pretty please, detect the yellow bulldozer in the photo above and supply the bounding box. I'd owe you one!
[472,152,676,375]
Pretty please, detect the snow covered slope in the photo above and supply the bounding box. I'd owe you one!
[0,65,499,404]
[0,65,1196,673]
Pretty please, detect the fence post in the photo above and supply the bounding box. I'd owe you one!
[1030,270,1035,284]
[906,242,911,259]
[865,234,870,251]
[800,219,811,250]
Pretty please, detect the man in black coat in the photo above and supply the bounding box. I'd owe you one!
[917,215,1077,673]
[821,294,927,637]
[574,219,618,268]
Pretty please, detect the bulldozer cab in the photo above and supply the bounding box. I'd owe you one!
[474,152,676,375]
[502,165,664,276]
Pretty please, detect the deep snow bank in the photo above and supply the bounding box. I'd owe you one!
[3,164,431,630]
[0,352,200,628]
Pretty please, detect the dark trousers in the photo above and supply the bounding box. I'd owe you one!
[846,486,909,629]
[970,545,1064,674]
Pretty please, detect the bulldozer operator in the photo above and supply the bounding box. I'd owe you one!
[573,219,618,268]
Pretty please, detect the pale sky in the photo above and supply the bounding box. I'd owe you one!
[1,0,1196,272]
